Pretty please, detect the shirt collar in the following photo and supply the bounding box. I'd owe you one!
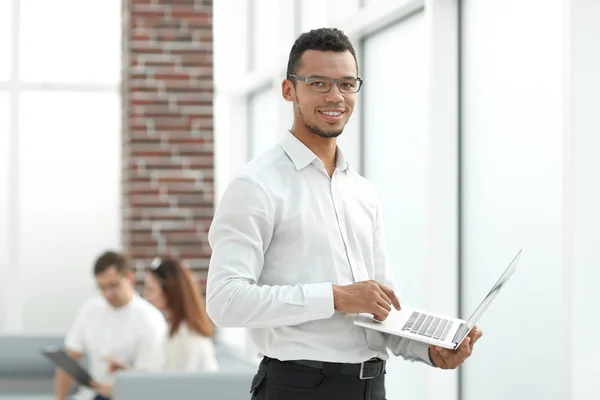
[279,130,349,172]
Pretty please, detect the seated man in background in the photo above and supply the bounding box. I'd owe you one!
[54,250,167,400]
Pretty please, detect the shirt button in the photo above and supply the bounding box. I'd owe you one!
[320,311,325,317]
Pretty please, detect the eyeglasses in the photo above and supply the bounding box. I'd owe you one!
[97,279,124,293]
[288,74,363,94]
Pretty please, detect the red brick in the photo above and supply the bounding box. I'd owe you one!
[124,1,214,286]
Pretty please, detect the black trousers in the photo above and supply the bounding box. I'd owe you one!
[250,356,386,400]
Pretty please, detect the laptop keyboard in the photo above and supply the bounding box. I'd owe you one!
[401,311,454,341]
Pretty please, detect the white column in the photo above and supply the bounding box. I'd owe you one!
[6,0,22,334]
[563,1,600,399]
[424,0,459,399]
[213,0,251,353]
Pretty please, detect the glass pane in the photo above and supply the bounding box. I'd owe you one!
[0,92,9,332]
[20,0,121,84]
[0,1,11,81]
[278,0,297,59]
[251,0,278,71]
[249,87,280,159]
[363,13,427,400]
[18,92,121,333]
[301,0,329,33]
[328,0,361,25]
[461,0,567,399]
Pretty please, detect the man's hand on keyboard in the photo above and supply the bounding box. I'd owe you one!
[332,280,401,321]
[428,325,483,369]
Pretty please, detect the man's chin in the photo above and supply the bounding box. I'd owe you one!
[310,126,344,138]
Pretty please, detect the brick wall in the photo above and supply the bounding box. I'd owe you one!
[121,0,214,290]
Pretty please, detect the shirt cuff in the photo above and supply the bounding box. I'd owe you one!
[306,282,335,320]
[413,340,435,367]
[64,338,83,354]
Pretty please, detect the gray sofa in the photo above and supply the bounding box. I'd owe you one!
[113,370,255,400]
[0,334,257,400]
[112,344,257,400]
[0,334,66,398]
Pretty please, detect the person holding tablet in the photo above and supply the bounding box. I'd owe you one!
[54,251,167,400]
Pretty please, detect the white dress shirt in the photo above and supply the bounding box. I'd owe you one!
[65,295,167,400]
[206,130,432,366]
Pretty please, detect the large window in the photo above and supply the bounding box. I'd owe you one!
[18,92,121,332]
[362,12,429,400]
[250,0,278,72]
[20,0,120,84]
[460,0,567,399]
[1,0,121,334]
[248,87,280,159]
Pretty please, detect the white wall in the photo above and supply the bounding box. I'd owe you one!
[564,1,600,399]
[0,0,122,334]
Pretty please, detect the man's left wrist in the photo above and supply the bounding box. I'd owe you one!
[428,347,437,367]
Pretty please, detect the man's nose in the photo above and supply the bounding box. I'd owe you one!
[324,83,345,102]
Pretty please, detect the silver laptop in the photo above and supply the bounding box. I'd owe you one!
[353,249,522,350]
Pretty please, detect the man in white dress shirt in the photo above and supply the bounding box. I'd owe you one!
[54,251,167,400]
[206,28,483,399]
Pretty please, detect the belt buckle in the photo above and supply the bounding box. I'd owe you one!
[359,359,379,380]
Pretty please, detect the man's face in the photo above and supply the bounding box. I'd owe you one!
[95,266,132,308]
[284,50,358,138]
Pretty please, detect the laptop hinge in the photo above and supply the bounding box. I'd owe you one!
[451,323,468,345]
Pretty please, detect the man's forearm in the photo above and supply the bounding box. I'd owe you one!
[54,347,82,400]
[206,279,335,328]
[54,367,73,400]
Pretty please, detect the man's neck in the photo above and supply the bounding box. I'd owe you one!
[114,291,135,309]
[290,127,337,176]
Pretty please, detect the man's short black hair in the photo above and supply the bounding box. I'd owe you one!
[286,28,358,78]
[93,250,131,276]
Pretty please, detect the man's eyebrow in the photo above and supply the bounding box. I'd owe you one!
[307,74,357,80]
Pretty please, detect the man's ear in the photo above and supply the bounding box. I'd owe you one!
[282,79,295,103]
[127,271,135,285]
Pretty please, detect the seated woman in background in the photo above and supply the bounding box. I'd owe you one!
[109,257,219,372]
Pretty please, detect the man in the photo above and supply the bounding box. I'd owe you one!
[206,28,483,399]
[54,251,167,400]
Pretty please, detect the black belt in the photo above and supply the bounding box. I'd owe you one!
[280,357,386,380]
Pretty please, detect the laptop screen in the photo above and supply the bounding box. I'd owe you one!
[455,249,522,342]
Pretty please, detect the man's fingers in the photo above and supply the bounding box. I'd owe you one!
[376,283,401,310]
[469,326,483,345]
[377,289,393,309]
[434,337,471,369]
[377,297,392,312]
[372,304,390,321]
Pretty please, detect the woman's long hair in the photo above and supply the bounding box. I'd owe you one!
[147,258,214,338]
